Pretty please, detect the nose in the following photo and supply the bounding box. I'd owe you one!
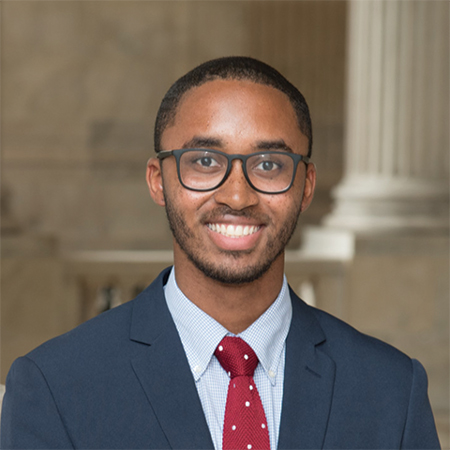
[213,160,259,210]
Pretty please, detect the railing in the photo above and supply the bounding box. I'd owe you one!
[64,230,353,324]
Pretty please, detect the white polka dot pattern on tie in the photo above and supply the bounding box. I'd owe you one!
[214,336,270,450]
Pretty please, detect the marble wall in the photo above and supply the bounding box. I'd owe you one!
[2,0,346,252]
[2,1,448,445]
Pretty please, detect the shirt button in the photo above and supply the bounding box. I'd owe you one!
[193,365,202,373]
[269,369,276,378]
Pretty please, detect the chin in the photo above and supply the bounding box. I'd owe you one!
[185,250,280,285]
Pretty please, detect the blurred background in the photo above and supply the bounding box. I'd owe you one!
[1,0,448,445]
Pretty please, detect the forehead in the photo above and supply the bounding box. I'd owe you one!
[161,79,306,151]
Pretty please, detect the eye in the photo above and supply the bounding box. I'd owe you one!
[256,160,280,171]
[249,153,291,179]
[254,159,283,172]
[184,151,225,173]
[196,156,220,168]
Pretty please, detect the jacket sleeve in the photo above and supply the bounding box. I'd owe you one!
[1,356,74,449]
[400,359,441,450]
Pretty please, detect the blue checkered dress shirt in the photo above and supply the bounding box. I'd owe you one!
[164,268,292,450]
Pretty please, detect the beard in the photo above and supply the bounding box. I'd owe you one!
[164,191,302,285]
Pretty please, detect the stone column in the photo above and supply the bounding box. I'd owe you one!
[324,0,449,233]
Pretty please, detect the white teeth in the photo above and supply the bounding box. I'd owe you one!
[207,223,260,238]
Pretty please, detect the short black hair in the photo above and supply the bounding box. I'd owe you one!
[154,56,313,157]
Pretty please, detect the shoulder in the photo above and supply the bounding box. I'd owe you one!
[289,293,424,411]
[23,267,172,373]
[287,293,439,449]
[289,290,414,378]
[28,297,134,365]
[316,305,410,365]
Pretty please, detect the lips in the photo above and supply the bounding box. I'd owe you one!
[207,223,261,238]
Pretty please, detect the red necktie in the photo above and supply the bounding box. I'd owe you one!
[214,336,271,450]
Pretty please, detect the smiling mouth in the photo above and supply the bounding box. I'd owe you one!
[207,223,261,238]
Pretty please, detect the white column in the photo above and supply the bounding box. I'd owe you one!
[324,0,449,233]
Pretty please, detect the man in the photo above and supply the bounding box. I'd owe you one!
[1,57,440,449]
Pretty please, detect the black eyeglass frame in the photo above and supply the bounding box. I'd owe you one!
[157,148,311,194]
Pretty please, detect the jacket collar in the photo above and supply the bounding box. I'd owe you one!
[278,288,335,449]
[129,269,335,450]
[129,267,215,449]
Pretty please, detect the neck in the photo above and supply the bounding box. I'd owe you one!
[172,247,285,334]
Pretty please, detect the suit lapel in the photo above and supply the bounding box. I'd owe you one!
[129,268,214,449]
[128,270,335,449]
[278,289,336,450]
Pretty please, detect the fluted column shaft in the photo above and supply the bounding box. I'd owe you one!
[325,0,449,233]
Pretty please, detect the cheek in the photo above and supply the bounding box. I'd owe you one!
[261,195,294,220]
[271,188,305,221]
[166,183,213,217]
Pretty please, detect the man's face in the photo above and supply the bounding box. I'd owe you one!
[147,79,315,285]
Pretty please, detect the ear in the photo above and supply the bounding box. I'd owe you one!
[146,157,166,206]
[300,163,316,213]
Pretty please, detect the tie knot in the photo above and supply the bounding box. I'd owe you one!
[214,336,258,378]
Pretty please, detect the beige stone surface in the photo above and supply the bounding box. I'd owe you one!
[325,0,449,233]
[1,257,79,383]
[2,1,346,251]
[344,235,449,447]
[2,1,447,445]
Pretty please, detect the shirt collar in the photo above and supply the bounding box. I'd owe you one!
[164,267,292,385]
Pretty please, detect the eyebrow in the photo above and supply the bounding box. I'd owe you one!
[182,136,224,149]
[181,136,293,153]
[254,139,293,153]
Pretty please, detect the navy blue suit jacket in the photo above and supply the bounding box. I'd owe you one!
[1,267,440,449]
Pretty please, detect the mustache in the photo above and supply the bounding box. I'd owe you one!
[200,206,271,224]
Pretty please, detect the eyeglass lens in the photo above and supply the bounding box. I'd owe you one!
[179,150,295,193]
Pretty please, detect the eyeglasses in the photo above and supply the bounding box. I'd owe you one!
[157,148,310,194]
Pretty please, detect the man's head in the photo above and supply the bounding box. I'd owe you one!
[154,56,313,157]
[147,57,316,286]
